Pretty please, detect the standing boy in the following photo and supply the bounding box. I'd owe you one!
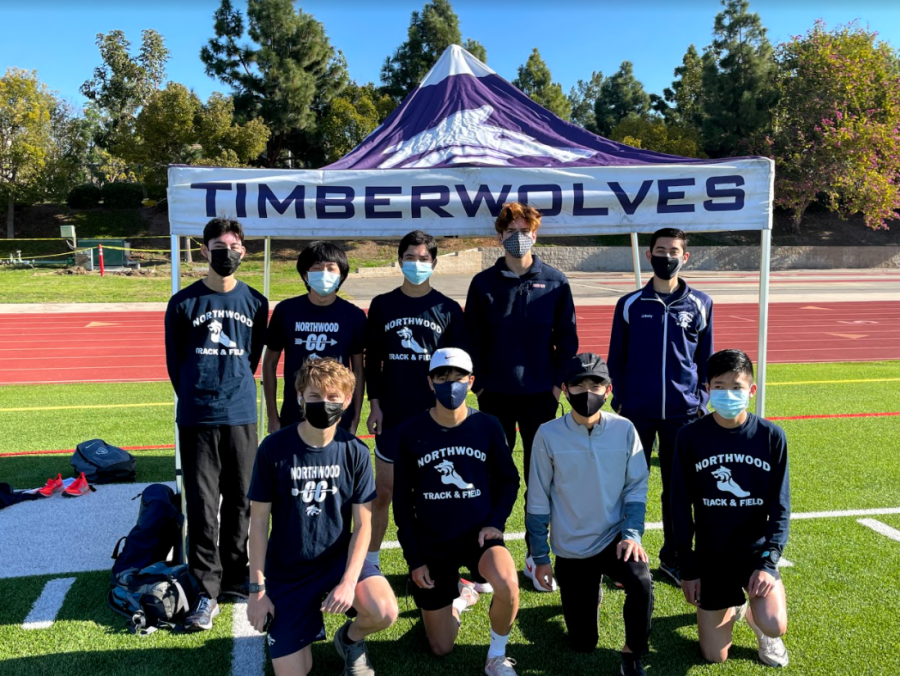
[364,231,467,568]
[263,242,366,434]
[671,349,789,668]
[164,217,269,630]
[247,358,398,676]
[393,348,521,675]
[526,353,653,676]
[607,227,714,584]
[465,202,578,586]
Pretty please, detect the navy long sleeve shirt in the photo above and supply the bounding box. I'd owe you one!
[165,280,268,426]
[670,413,791,580]
[465,256,578,395]
[393,408,520,570]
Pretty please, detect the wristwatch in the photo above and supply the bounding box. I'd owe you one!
[248,582,266,593]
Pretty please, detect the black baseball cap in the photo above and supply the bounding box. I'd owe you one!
[564,353,611,385]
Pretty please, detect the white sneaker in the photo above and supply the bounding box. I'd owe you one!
[757,634,789,667]
[485,655,518,676]
[523,555,557,592]
[455,581,480,611]
[461,577,494,594]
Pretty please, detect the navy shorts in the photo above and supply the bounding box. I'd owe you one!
[411,535,507,612]
[373,425,401,464]
[265,559,382,659]
[699,556,782,612]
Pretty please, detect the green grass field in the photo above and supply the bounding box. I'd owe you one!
[1,361,900,675]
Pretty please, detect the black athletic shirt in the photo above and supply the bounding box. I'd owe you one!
[247,424,376,582]
[393,408,520,570]
[670,413,790,580]
[165,280,268,426]
[265,295,366,423]
[364,287,467,427]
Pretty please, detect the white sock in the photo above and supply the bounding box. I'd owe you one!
[365,551,380,568]
[487,629,509,660]
[452,597,468,615]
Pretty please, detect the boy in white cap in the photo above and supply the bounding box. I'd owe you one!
[393,347,522,676]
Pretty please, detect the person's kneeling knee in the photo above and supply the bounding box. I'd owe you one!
[701,644,729,664]
[428,636,455,657]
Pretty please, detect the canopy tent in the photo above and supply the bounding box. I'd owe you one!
[166,47,774,556]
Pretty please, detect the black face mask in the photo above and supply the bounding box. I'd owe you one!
[567,390,606,418]
[209,248,242,277]
[650,255,683,281]
[303,401,344,429]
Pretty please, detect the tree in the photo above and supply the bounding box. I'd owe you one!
[568,71,604,133]
[201,0,346,167]
[764,21,900,231]
[594,61,651,136]
[0,69,58,237]
[381,0,486,101]
[119,83,269,192]
[653,44,705,127]
[80,29,169,142]
[319,83,395,164]
[700,0,777,157]
[610,115,705,158]
[513,48,571,120]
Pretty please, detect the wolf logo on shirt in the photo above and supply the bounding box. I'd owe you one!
[397,326,428,354]
[675,311,694,329]
[712,466,750,498]
[434,459,474,489]
[208,320,236,347]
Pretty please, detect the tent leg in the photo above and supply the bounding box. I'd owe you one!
[630,232,642,289]
[258,237,272,444]
[170,234,188,565]
[756,229,772,418]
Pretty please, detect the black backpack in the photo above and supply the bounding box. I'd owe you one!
[107,562,200,635]
[110,484,183,584]
[72,439,136,484]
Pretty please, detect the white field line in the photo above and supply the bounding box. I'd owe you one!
[231,599,266,676]
[858,518,900,542]
[22,577,76,630]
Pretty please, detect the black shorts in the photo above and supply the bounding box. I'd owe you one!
[373,425,401,464]
[265,558,382,659]
[411,536,507,612]
[699,557,782,612]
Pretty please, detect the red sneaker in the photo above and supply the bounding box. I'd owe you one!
[62,472,91,498]
[36,473,64,497]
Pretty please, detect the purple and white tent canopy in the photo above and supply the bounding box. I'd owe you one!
[168,45,774,239]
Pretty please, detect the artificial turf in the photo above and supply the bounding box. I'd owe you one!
[1,360,899,674]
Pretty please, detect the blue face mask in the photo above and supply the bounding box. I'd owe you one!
[433,380,469,410]
[307,270,341,296]
[401,261,434,285]
[710,389,751,419]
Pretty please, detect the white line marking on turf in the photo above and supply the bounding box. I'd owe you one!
[777,557,794,568]
[22,577,76,630]
[858,519,900,542]
[231,599,265,676]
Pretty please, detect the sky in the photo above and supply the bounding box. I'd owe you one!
[3,0,900,113]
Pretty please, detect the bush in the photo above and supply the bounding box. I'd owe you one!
[101,182,145,209]
[67,183,101,209]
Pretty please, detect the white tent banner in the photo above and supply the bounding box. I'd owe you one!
[168,159,773,237]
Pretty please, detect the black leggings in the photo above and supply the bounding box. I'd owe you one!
[555,537,654,654]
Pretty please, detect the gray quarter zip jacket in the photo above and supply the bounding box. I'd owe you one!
[526,411,649,564]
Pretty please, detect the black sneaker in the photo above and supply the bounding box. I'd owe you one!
[185,596,220,632]
[620,654,647,676]
[333,619,374,676]
[658,560,681,585]
[218,578,249,600]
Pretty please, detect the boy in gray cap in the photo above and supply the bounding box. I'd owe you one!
[526,353,653,676]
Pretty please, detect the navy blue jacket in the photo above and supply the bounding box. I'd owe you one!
[607,280,714,419]
[465,256,578,395]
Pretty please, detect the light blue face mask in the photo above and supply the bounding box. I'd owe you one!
[709,389,751,420]
[307,270,341,296]
[401,261,434,285]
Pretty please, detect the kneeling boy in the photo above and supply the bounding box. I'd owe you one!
[526,353,653,676]
[393,348,521,675]
[671,349,790,668]
[248,358,398,676]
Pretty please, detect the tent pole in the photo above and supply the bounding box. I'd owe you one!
[630,232,642,289]
[756,228,772,418]
[170,233,187,565]
[258,237,272,443]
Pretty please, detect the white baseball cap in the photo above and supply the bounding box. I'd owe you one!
[429,347,473,375]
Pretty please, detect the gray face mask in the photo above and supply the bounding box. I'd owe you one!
[503,231,534,258]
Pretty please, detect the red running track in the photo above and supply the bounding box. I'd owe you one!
[0,300,898,385]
